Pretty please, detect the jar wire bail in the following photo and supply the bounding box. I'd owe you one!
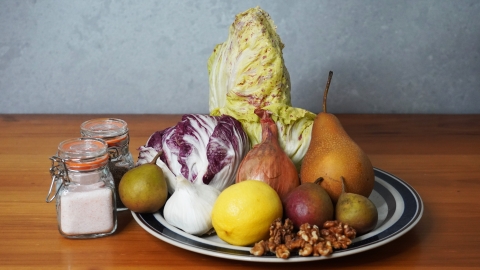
[45,156,70,203]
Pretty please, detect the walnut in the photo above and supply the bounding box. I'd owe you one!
[297,223,320,245]
[313,241,333,256]
[298,243,313,257]
[269,218,284,245]
[322,220,356,239]
[327,221,356,239]
[250,240,268,256]
[320,228,337,244]
[323,220,344,234]
[251,218,297,258]
[282,218,294,238]
[332,234,352,249]
[266,239,277,253]
[275,244,290,259]
[250,219,356,259]
[285,237,304,250]
[321,220,356,250]
[343,224,357,239]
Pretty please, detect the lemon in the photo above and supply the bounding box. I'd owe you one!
[211,180,283,246]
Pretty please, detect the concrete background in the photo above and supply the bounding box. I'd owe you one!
[1,0,479,114]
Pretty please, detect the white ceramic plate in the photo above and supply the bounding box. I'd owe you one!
[132,168,423,263]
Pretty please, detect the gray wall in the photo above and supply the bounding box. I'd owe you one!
[1,0,479,114]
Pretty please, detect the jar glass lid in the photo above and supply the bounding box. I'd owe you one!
[57,138,108,160]
[80,118,128,138]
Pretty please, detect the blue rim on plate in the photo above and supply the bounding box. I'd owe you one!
[132,168,423,263]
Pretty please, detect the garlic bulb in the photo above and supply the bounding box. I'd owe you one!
[163,175,220,235]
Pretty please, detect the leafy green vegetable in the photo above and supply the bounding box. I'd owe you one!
[208,6,315,169]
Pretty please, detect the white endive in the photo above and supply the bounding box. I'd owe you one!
[163,175,220,235]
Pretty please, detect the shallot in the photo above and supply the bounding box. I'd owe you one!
[236,109,300,201]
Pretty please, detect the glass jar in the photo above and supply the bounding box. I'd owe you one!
[80,118,134,211]
[46,138,117,239]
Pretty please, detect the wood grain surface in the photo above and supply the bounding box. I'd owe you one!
[1,114,479,269]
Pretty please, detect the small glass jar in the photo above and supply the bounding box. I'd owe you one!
[80,118,134,211]
[46,138,117,239]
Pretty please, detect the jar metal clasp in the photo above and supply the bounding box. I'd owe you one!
[107,146,120,160]
[45,156,70,203]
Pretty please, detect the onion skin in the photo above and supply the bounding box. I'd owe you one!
[235,109,300,201]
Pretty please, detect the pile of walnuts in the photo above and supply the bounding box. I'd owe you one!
[250,218,357,259]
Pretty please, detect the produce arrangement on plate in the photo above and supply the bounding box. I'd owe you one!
[116,6,423,260]
[46,6,422,261]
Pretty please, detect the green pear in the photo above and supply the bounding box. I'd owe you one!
[335,177,378,235]
[119,152,168,213]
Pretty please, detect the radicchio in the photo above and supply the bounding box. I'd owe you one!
[137,114,250,192]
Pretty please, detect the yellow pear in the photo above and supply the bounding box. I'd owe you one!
[300,71,375,204]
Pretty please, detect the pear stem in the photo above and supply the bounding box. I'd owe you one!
[340,176,346,193]
[323,71,334,113]
[314,177,324,185]
[150,151,162,165]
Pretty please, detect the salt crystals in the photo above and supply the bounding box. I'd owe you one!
[60,183,115,235]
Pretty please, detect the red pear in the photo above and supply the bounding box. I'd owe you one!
[283,179,334,229]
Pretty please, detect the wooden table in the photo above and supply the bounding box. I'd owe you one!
[1,114,479,269]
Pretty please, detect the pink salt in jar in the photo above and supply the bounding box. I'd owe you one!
[46,138,117,239]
